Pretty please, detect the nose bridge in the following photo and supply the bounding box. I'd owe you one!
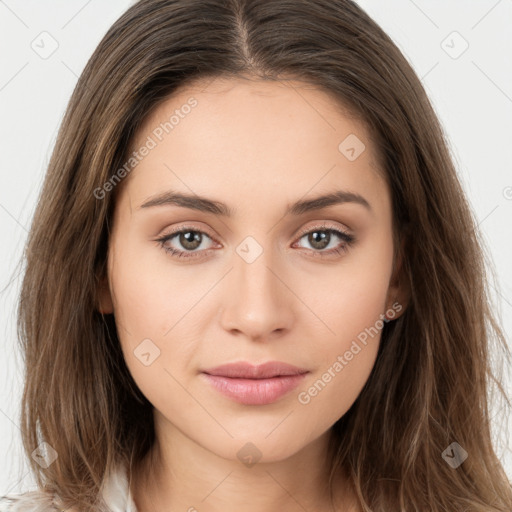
[220,234,292,338]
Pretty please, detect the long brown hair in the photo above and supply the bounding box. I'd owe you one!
[10,0,512,510]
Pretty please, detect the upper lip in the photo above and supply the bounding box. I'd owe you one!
[202,361,309,379]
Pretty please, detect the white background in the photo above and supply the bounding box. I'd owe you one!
[1,0,511,495]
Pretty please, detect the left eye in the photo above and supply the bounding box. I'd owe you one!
[155,225,355,260]
[294,227,355,255]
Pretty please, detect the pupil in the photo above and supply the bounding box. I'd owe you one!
[181,231,201,250]
[309,231,329,250]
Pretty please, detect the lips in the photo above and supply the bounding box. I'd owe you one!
[201,361,309,405]
[202,361,309,379]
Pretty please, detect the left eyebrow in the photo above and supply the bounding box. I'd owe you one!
[138,189,372,216]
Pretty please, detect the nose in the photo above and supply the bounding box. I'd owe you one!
[218,242,295,342]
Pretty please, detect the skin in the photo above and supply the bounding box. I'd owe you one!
[98,75,407,512]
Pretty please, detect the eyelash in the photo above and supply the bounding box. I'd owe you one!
[154,223,355,260]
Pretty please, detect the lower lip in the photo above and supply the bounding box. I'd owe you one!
[201,373,308,405]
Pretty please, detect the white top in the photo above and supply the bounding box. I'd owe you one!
[0,463,137,512]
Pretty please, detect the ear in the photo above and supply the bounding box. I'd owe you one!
[385,238,410,321]
[97,273,114,314]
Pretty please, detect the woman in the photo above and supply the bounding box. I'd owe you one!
[1,0,511,511]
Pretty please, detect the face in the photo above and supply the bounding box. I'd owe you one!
[99,76,405,464]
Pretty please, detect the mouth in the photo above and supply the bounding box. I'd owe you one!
[201,361,309,405]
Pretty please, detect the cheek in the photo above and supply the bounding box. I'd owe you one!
[294,234,392,415]
[294,291,386,433]
[108,232,203,338]
[107,237,211,400]
[305,236,393,354]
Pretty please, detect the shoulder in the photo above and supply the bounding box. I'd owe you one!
[0,463,131,512]
[0,490,63,512]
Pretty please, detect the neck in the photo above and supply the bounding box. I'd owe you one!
[130,425,358,512]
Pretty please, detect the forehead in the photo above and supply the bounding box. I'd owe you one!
[120,76,387,216]
[132,75,370,153]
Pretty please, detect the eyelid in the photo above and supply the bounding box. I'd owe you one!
[157,220,351,244]
[294,220,352,239]
[158,223,218,241]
